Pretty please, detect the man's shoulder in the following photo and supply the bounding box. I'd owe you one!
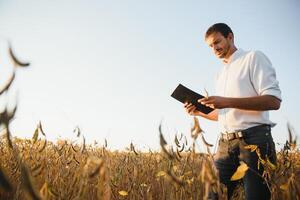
[242,50,274,71]
[245,50,268,59]
[234,49,258,60]
[242,50,271,64]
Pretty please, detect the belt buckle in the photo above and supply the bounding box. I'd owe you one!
[236,131,243,138]
[222,131,243,141]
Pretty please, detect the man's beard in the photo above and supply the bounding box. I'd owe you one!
[217,44,230,58]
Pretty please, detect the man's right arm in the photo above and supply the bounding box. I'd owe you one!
[184,103,218,121]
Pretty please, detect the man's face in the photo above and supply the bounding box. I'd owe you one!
[205,32,232,59]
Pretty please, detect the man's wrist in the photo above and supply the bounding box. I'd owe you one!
[224,97,232,108]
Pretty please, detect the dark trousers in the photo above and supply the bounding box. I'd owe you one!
[212,125,277,200]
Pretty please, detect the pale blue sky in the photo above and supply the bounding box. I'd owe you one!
[0,0,299,150]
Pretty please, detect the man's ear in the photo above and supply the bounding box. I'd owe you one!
[227,33,234,42]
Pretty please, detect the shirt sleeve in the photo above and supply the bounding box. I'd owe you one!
[249,51,282,101]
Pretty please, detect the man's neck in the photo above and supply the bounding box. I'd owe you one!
[223,46,238,63]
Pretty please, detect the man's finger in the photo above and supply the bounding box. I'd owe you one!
[200,99,214,105]
[206,104,215,109]
[198,98,205,103]
[187,105,195,111]
[188,109,196,114]
[187,106,196,113]
[186,103,195,109]
[198,97,210,103]
[184,102,192,107]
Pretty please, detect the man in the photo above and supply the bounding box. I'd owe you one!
[184,23,281,200]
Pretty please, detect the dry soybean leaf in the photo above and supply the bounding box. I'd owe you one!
[187,177,194,185]
[230,161,249,181]
[156,171,166,177]
[9,44,30,67]
[104,138,108,147]
[178,143,185,152]
[259,157,266,166]
[184,171,192,176]
[48,186,58,197]
[166,170,185,186]
[201,135,213,147]
[130,142,139,155]
[280,182,289,191]
[172,165,178,172]
[32,127,39,144]
[39,182,48,199]
[159,125,167,146]
[204,88,209,98]
[38,121,46,136]
[174,135,180,147]
[266,158,276,170]
[140,183,147,187]
[0,71,15,96]
[244,145,258,152]
[118,190,128,196]
[287,122,293,145]
[191,117,203,140]
[74,126,81,137]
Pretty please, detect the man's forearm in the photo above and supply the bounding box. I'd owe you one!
[225,95,281,111]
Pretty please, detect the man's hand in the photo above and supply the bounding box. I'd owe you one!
[184,102,218,121]
[184,102,201,116]
[198,96,228,109]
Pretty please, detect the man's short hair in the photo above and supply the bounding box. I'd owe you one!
[205,23,233,39]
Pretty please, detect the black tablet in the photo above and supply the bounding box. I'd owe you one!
[171,84,214,114]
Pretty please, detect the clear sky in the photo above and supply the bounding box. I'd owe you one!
[0,0,299,151]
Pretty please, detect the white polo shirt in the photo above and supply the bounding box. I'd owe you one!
[215,49,282,133]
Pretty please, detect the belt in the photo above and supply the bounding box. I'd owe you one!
[220,124,271,141]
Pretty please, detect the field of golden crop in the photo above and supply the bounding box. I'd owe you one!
[0,44,299,199]
[0,119,299,200]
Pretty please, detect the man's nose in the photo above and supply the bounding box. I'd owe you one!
[213,45,218,52]
[213,44,220,50]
